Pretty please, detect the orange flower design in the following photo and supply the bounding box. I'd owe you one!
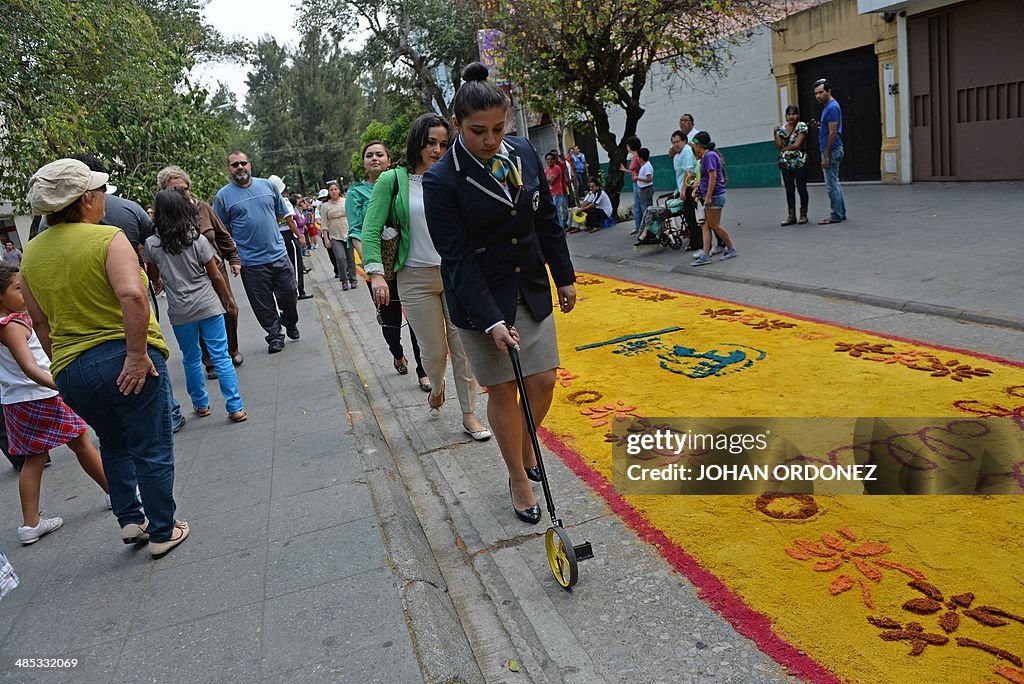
[555,369,579,388]
[579,401,641,429]
[785,528,927,608]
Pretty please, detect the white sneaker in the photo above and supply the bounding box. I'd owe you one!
[18,516,64,545]
[105,494,112,510]
[710,245,725,256]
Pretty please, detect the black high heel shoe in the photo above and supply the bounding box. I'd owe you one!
[525,466,542,483]
[509,480,541,524]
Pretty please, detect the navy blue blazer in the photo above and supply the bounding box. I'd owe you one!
[423,135,576,332]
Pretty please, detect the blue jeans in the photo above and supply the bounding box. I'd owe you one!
[55,341,178,542]
[552,194,569,229]
[172,314,244,414]
[823,147,847,221]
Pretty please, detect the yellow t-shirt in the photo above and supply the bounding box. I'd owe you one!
[21,223,169,378]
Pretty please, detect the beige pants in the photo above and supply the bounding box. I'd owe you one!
[396,266,477,414]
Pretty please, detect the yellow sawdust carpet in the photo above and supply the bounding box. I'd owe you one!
[542,273,1024,684]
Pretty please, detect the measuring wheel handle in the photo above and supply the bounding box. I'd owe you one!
[511,348,595,591]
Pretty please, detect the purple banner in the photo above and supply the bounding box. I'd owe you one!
[477,28,508,85]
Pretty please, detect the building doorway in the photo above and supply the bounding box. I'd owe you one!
[908,0,1024,181]
[797,45,882,182]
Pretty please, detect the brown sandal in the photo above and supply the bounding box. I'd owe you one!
[194,406,212,417]
[229,410,248,423]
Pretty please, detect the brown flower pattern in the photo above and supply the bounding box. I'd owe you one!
[835,342,993,381]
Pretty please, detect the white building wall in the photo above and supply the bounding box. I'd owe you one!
[597,27,778,164]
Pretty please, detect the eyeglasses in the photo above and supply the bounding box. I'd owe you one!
[229,161,250,168]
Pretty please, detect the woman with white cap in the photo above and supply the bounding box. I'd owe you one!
[267,175,311,301]
[20,158,189,558]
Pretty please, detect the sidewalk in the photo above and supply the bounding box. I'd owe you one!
[0,273,425,682]
[581,182,1023,329]
[313,258,797,683]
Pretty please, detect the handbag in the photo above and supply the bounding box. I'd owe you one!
[379,173,401,281]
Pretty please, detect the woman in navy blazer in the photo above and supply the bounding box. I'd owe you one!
[424,63,577,524]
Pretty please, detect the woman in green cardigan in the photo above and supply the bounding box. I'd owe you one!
[361,114,490,440]
[347,141,429,392]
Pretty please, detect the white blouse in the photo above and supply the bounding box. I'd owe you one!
[405,174,441,268]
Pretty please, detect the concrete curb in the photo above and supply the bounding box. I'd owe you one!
[315,279,485,684]
[574,251,1024,332]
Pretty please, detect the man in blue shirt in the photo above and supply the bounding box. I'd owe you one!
[569,146,587,197]
[213,151,299,353]
[814,78,847,224]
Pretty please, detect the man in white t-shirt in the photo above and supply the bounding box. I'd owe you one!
[578,177,613,231]
[679,113,697,142]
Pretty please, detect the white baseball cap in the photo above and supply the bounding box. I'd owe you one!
[27,159,109,214]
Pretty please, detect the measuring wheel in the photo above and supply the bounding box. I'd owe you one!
[545,526,579,589]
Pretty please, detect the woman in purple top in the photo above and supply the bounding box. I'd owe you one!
[691,131,737,266]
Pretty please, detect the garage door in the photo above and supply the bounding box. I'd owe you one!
[909,0,1024,180]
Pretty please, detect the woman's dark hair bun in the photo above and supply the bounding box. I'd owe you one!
[462,62,490,82]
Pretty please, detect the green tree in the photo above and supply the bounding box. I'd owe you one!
[244,31,366,194]
[349,114,415,181]
[360,62,426,130]
[486,0,779,205]
[298,0,482,117]
[0,0,246,211]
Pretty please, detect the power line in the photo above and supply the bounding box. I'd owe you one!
[257,141,353,156]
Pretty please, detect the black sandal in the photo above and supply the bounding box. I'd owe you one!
[393,357,409,375]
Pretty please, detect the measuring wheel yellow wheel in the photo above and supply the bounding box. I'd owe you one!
[545,526,579,589]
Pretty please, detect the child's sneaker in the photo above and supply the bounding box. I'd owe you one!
[692,254,712,267]
[18,516,64,545]
[720,247,738,261]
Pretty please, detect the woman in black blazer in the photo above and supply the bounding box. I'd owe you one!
[424,63,577,524]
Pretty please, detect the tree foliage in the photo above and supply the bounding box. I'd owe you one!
[0,0,247,211]
[349,115,415,181]
[486,0,780,200]
[245,31,366,194]
[298,0,482,117]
